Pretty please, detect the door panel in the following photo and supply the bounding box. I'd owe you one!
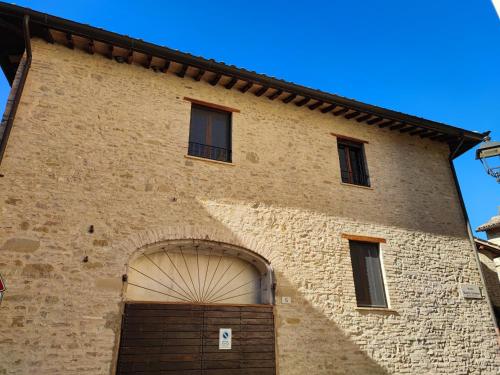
[116,303,275,375]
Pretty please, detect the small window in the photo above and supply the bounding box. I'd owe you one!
[188,104,232,162]
[337,139,369,186]
[349,241,387,308]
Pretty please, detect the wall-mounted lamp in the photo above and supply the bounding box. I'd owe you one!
[476,136,500,183]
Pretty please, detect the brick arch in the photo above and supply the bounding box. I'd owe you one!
[114,225,276,272]
[113,225,276,304]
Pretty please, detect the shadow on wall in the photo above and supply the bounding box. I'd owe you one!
[480,260,500,324]
[274,271,388,375]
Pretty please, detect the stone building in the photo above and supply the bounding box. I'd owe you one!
[0,4,499,375]
[477,210,500,326]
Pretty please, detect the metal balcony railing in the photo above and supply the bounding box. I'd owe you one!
[188,142,231,162]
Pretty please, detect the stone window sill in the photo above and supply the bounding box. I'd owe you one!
[340,182,374,190]
[184,155,235,166]
[355,307,398,314]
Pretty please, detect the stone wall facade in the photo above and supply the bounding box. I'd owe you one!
[0,39,498,374]
[479,251,500,309]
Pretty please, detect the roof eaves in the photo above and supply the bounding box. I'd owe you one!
[0,2,488,156]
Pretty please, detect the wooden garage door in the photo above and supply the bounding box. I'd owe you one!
[116,303,276,375]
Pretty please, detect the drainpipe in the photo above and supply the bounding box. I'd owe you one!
[448,138,500,343]
[0,14,32,166]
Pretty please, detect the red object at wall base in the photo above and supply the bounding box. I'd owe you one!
[0,273,5,292]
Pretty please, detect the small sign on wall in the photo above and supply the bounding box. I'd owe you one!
[281,296,291,304]
[459,284,482,299]
[219,328,232,350]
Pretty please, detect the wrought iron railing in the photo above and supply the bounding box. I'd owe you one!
[188,142,231,162]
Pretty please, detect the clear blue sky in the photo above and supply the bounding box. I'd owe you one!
[1,0,499,237]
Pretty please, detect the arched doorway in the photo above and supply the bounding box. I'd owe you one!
[115,240,276,375]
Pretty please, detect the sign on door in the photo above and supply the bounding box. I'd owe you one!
[219,328,232,350]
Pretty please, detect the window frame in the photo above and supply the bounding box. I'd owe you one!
[187,103,232,163]
[337,138,370,187]
[348,240,389,308]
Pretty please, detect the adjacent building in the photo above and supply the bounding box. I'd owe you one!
[477,210,500,326]
[0,3,498,375]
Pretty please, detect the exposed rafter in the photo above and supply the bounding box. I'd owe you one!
[107,45,114,60]
[356,114,372,123]
[161,60,170,73]
[308,101,323,110]
[282,93,297,104]
[420,131,439,139]
[321,104,337,113]
[143,55,152,69]
[177,64,188,78]
[126,50,133,64]
[367,117,384,125]
[239,81,253,93]
[87,39,95,55]
[295,97,310,107]
[209,73,222,86]
[409,128,428,136]
[225,77,237,89]
[42,27,54,44]
[378,120,395,128]
[345,111,360,119]
[194,69,205,81]
[66,32,74,49]
[333,107,349,116]
[400,126,417,133]
[254,86,269,97]
[389,123,406,131]
[268,89,283,100]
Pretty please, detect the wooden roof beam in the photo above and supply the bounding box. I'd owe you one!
[321,104,337,113]
[87,39,95,55]
[308,101,323,110]
[225,77,238,90]
[66,33,74,49]
[389,123,406,131]
[160,60,170,73]
[420,131,439,139]
[282,93,297,103]
[345,111,361,119]
[333,107,349,116]
[268,89,283,100]
[356,114,372,123]
[295,97,310,107]
[409,128,429,136]
[209,73,222,86]
[367,117,384,125]
[107,45,114,60]
[240,81,253,93]
[43,27,54,44]
[254,86,269,97]
[143,55,152,69]
[400,126,417,133]
[378,120,395,128]
[194,69,205,81]
[126,50,133,64]
[177,64,188,78]
[429,133,446,140]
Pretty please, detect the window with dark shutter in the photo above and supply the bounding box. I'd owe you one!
[337,139,370,186]
[188,104,232,162]
[349,241,387,308]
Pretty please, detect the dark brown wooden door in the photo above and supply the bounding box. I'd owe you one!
[116,303,276,375]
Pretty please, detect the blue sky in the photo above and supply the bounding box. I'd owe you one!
[1,0,499,237]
